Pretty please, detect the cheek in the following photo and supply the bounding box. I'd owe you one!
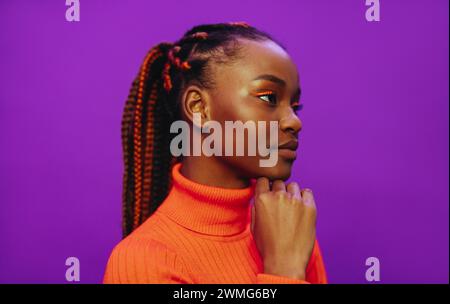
[208,90,292,178]
[209,90,240,121]
[209,90,258,122]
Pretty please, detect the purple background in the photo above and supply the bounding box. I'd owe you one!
[0,0,448,284]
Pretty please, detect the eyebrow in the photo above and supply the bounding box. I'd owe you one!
[253,74,302,99]
[252,74,286,86]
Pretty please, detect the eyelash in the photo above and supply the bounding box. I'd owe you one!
[291,102,303,113]
[255,91,277,106]
[255,91,303,113]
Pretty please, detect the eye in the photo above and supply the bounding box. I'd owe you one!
[291,102,304,114]
[255,91,277,106]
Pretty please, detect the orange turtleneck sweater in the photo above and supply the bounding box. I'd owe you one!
[103,163,328,284]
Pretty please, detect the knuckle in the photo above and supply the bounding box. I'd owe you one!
[256,192,270,203]
[274,190,286,199]
[292,196,302,204]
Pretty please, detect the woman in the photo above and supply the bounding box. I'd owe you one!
[103,22,327,284]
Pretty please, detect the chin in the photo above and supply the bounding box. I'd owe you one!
[224,157,295,182]
[253,159,295,181]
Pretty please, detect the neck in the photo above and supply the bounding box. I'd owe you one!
[155,162,256,236]
[180,156,251,189]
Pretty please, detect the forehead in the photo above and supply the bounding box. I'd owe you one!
[217,38,299,86]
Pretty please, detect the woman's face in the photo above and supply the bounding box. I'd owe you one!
[195,38,302,181]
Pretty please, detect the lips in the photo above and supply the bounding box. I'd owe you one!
[277,140,298,160]
[278,140,299,151]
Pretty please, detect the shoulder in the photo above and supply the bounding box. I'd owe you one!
[103,234,191,284]
[102,237,181,284]
[110,234,175,259]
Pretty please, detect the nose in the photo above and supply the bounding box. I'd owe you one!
[279,110,302,137]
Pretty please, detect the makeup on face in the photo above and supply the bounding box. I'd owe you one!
[249,75,303,114]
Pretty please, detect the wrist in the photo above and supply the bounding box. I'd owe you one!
[263,258,306,280]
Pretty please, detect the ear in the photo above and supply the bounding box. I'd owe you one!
[180,85,211,125]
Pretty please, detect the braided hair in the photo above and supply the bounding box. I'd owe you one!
[121,22,282,238]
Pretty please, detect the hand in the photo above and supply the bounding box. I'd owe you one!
[251,178,317,280]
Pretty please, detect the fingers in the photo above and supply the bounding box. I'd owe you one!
[257,177,315,209]
[301,188,316,208]
[272,180,286,192]
[286,182,301,200]
[255,177,270,196]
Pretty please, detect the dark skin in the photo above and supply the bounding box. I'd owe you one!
[179,38,317,281]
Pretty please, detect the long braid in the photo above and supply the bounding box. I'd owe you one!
[121,78,139,236]
[132,49,160,229]
[141,81,159,221]
[121,22,278,238]
[122,46,165,237]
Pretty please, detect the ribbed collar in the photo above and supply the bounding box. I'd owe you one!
[156,162,256,236]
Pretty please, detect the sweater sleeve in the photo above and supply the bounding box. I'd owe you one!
[255,239,328,284]
[305,239,328,283]
[103,237,193,284]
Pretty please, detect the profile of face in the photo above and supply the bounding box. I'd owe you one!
[181,38,302,181]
